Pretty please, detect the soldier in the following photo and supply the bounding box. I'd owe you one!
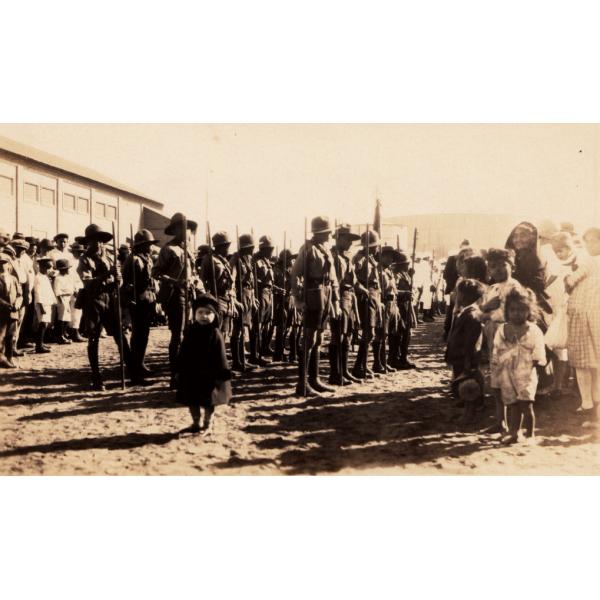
[195,244,210,276]
[329,224,362,385]
[229,233,257,372]
[379,246,403,372]
[352,230,384,378]
[153,212,203,388]
[77,223,135,390]
[393,252,417,369]
[291,216,340,396]
[249,235,275,365]
[200,231,239,339]
[273,248,299,363]
[122,229,158,384]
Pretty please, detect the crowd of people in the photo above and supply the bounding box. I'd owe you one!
[443,221,600,444]
[1,215,599,441]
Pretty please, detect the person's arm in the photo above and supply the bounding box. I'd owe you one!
[532,325,547,367]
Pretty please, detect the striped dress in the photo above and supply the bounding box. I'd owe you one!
[566,255,600,369]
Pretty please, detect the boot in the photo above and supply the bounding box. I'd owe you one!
[308,346,335,392]
[372,341,386,374]
[341,340,362,383]
[423,309,434,322]
[88,342,105,390]
[273,326,285,362]
[352,340,373,380]
[387,335,401,368]
[69,327,86,343]
[0,354,16,368]
[58,322,72,344]
[288,329,299,363]
[328,344,350,385]
[295,350,323,397]
[231,335,249,372]
[36,324,51,353]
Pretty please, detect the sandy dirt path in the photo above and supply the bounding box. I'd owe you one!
[1,321,598,475]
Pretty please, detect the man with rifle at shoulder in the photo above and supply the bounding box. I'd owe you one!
[273,246,299,363]
[77,223,135,390]
[152,212,204,389]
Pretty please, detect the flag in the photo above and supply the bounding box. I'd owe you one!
[373,196,382,236]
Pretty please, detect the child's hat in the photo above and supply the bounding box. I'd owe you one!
[55,258,71,270]
[192,293,219,313]
[36,256,54,267]
[452,370,484,403]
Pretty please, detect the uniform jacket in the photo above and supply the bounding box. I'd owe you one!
[123,252,156,304]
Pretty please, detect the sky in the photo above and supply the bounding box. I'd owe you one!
[0,124,598,247]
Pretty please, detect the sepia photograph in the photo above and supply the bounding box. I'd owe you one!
[1,123,598,475]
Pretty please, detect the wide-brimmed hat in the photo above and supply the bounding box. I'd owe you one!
[25,236,39,246]
[333,223,360,241]
[259,235,274,249]
[12,232,25,240]
[83,224,113,243]
[53,232,69,242]
[2,245,16,258]
[212,231,231,247]
[238,233,255,249]
[360,230,380,248]
[36,256,54,267]
[55,258,71,270]
[74,235,87,245]
[164,212,198,236]
[133,229,158,248]
[197,244,210,255]
[10,239,30,251]
[394,251,410,265]
[311,216,332,234]
[278,248,297,263]
[381,245,402,261]
[192,292,219,313]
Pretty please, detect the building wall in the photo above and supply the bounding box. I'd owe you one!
[0,153,154,245]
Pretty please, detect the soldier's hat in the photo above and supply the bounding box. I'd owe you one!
[311,216,332,234]
[197,244,210,254]
[25,236,39,246]
[192,292,219,313]
[74,235,87,245]
[12,232,26,240]
[238,233,255,249]
[10,239,30,251]
[56,258,71,270]
[259,235,274,249]
[278,248,297,263]
[83,224,113,243]
[164,212,198,236]
[54,232,69,242]
[133,229,158,247]
[394,251,410,265]
[212,231,231,247]
[333,223,360,241]
[381,245,402,260]
[360,230,380,248]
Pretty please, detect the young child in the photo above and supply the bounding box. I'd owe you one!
[176,293,232,436]
[492,288,547,444]
[52,259,76,344]
[479,248,522,433]
[445,279,485,423]
[33,257,57,353]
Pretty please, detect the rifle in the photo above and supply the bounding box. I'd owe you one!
[183,216,190,328]
[332,219,343,386]
[281,231,287,355]
[206,221,219,300]
[364,223,370,376]
[410,227,418,328]
[111,221,126,390]
[130,223,136,308]
[301,217,308,395]
[377,237,387,372]
[252,231,262,361]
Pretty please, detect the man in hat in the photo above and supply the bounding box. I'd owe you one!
[17,237,39,348]
[0,251,21,367]
[273,248,299,363]
[200,231,239,340]
[392,252,416,369]
[352,229,384,378]
[49,233,74,265]
[329,224,362,385]
[291,216,340,396]
[8,238,30,356]
[123,229,159,383]
[195,244,211,275]
[229,233,258,372]
[249,235,275,365]
[78,223,136,389]
[379,246,404,373]
[152,213,203,387]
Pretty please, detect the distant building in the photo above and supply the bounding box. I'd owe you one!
[0,135,167,245]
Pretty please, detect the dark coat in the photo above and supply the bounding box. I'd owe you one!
[444,305,482,367]
[442,255,459,295]
[176,321,231,407]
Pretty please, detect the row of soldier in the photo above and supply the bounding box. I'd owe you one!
[0,213,420,397]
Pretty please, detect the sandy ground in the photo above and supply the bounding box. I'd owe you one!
[0,320,598,475]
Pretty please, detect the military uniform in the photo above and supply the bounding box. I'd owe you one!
[229,234,257,371]
[123,229,158,383]
[393,254,416,369]
[250,236,275,364]
[273,249,299,362]
[352,230,383,378]
[152,213,202,385]
[77,224,134,389]
[291,216,339,396]
[379,247,403,372]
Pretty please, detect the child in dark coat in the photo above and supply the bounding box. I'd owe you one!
[445,278,485,423]
[176,293,232,436]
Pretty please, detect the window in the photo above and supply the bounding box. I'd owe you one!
[77,197,89,214]
[24,182,38,203]
[40,187,55,207]
[0,175,13,197]
[95,201,105,217]
[105,204,117,220]
[63,193,76,212]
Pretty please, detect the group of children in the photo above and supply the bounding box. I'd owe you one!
[445,221,600,444]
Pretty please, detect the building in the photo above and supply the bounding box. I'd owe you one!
[0,135,167,245]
